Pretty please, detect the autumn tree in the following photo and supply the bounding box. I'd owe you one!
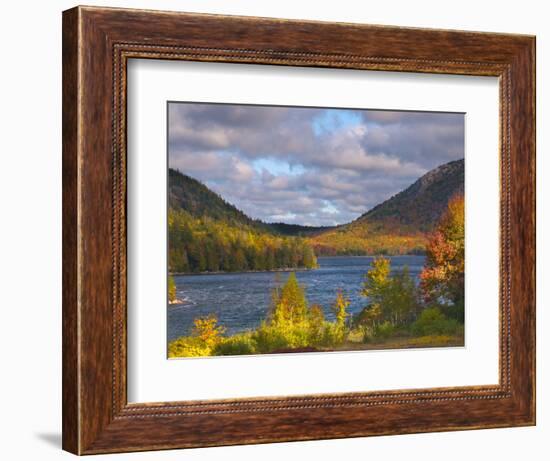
[192,314,226,349]
[270,272,309,326]
[419,194,465,321]
[382,266,419,325]
[360,256,391,327]
[331,290,350,342]
[360,256,418,327]
[308,304,326,343]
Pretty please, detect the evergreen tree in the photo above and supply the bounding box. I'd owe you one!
[332,290,349,328]
[270,273,308,325]
[331,290,350,342]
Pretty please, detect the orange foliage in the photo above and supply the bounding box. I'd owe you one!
[419,194,465,311]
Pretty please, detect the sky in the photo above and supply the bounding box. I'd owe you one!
[168,102,464,226]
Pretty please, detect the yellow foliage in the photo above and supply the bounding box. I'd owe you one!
[168,314,225,358]
[168,337,211,358]
[308,227,427,256]
[193,315,225,348]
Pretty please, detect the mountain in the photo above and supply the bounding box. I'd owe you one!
[309,159,464,255]
[355,159,464,233]
[168,169,318,273]
[169,169,333,236]
[169,168,269,231]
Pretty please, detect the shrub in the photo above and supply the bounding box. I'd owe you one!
[373,321,396,339]
[320,322,344,347]
[360,324,375,343]
[253,321,314,353]
[308,305,326,344]
[411,307,460,336]
[253,323,291,353]
[409,335,458,347]
[192,314,225,348]
[168,337,212,358]
[213,333,257,356]
[168,314,225,358]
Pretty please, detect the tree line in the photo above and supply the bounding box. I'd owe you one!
[168,209,318,273]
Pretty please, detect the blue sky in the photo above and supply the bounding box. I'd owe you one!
[252,158,305,177]
[168,103,464,226]
[312,110,362,136]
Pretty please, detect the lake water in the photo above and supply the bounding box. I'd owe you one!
[168,255,426,342]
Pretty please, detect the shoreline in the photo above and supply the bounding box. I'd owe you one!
[170,266,318,277]
[170,253,425,277]
[315,253,426,258]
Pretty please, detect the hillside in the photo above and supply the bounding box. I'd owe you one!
[169,168,267,230]
[168,169,317,273]
[356,159,464,233]
[309,159,464,255]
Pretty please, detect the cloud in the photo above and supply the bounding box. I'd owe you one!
[168,103,464,226]
[359,111,464,168]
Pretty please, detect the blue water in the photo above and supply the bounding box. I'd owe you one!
[167,255,426,342]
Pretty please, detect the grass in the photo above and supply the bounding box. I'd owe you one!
[169,330,464,357]
[310,333,464,353]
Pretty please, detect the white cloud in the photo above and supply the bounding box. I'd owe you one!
[168,103,464,226]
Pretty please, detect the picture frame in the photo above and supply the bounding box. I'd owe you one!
[62,5,535,455]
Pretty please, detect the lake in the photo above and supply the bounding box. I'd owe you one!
[168,255,426,342]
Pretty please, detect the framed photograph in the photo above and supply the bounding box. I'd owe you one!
[62,6,535,455]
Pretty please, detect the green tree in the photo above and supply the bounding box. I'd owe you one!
[270,272,308,326]
[360,256,418,327]
[361,256,391,326]
[382,266,419,325]
[302,244,318,269]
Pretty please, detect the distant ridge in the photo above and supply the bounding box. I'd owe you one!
[267,222,335,236]
[309,159,464,255]
[355,158,464,232]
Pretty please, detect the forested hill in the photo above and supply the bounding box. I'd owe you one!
[355,159,464,232]
[169,168,267,230]
[309,159,464,255]
[168,169,318,273]
[267,222,335,236]
[169,169,333,236]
